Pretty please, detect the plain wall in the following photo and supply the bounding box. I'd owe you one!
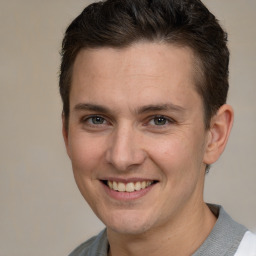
[0,0,255,255]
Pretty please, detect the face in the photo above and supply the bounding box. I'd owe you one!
[64,42,211,235]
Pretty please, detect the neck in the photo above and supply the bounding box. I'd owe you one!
[107,202,216,256]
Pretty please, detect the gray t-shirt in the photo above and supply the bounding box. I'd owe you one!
[69,204,248,256]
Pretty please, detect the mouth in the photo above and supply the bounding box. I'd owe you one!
[101,180,158,193]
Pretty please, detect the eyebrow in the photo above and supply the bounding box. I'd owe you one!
[74,103,111,114]
[136,103,186,114]
[73,102,185,115]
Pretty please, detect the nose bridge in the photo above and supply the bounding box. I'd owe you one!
[105,123,146,171]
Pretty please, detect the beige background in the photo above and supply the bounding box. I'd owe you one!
[0,0,255,255]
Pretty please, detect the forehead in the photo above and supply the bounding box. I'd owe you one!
[73,42,197,80]
[70,42,202,112]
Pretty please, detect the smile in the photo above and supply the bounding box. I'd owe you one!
[102,180,157,192]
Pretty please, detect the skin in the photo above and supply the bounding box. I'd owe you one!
[63,42,234,256]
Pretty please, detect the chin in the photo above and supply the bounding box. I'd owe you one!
[108,223,152,235]
[103,211,156,235]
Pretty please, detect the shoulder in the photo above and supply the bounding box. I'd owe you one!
[234,231,256,256]
[69,236,97,256]
[69,229,108,256]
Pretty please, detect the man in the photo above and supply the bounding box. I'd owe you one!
[59,0,256,255]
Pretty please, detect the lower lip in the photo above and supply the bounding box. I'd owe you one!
[102,182,156,201]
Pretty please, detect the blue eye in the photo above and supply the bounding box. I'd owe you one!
[84,116,107,125]
[80,115,111,131]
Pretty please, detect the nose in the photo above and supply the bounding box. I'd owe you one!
[105,125,146,171]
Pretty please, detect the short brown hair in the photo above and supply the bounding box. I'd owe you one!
[59,0,229,130]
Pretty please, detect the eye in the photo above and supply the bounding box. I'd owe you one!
[89,116,106,125]
[146,115,176,128]
[152,116,168,125]
[82,115,108,126]
[148,115,170,126]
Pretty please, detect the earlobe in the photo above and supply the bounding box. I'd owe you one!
[203,104,234,165]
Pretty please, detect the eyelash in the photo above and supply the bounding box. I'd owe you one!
[80,115,176,128]
[81,115,109,126]
[146,115,175,127]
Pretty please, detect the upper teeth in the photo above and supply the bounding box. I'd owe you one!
[107,181,153,192]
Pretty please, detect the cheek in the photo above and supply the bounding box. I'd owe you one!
[68,133,105,176]
[147,133,205,180]
[149,135,191,165]
[67,134,105,205]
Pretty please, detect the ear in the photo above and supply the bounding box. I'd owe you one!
[203,104,234,165]
[62,114,70,157]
